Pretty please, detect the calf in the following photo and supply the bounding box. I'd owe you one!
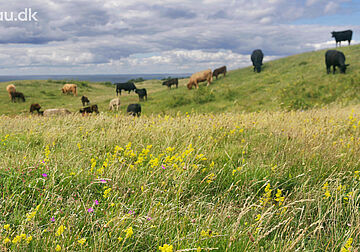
[80,104,99,115]
[325,50,349,74]
[135,88,147,101]
[115,82,137,96]
[127,104,141,117]
[109,98,121,111]
[30,103,41,114]
[162,78,178,89]
[213,66,227,79]
[331,30,353,47]
[251,49,264,73]
[81,96,90,106]
[10,92,25,102]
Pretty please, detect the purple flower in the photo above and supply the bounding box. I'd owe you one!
[87,208,94,213]
[128,210,134,215]
[100,179,107,183]
[94,200,99,205]
[146,216,152,221]
[50,217,55,222]
[161,165,165,170]
[42,173,48,177]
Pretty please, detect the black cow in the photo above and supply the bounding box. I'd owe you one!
[80,104,99,115]
[30,103,41,114]
[135,88,147,101]
[251,49,264,73]
[162,78,178,89]
[115,82,137,96]
[127,104,141,117]
[325,50,349,74]
[213,66,227,79]
[331,30,353,47]
[81,96,90,106]
[10,92,25,102]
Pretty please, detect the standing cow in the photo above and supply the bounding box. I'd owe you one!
[62,84,77,96]
[331,30,353,47]
[162,78,178,89]
[213,66,227,79]
[109,98,121,111]
[127,104,141,117]
[251,49,264,73]
[81,96,90,106]
[6,84,16,100]
[187,69,213,89]
[325,50,349,74]
[30,103,42,114]
[115,82,137,96]
[135,88,147,101]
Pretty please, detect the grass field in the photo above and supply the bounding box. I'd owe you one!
[1,45,360,251]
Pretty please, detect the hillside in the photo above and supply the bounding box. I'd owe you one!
[0,44,359,115]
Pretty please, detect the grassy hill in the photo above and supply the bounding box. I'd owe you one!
[0,44,359,116]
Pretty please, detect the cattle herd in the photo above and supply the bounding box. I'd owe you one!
[4,30,353,116]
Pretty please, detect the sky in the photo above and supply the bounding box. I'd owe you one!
[0,0,359,75]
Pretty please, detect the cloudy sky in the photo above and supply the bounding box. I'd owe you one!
[0,0,359,75]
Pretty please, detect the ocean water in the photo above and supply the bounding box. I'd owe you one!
[0,74,189,83]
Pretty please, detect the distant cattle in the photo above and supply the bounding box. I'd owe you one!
[162,78,178,89]
[43,108,71,116]
[325,50,349,74]
[187,69,213,89]
[331,30,353,47]
[81,95,90,106]
[109,98,121,111]
[6,84,16,99]
[135,88,147,101]
[30,103,42,114]
[213,66,227,79]
[10,92,25,102]
[251,49,264,73]
[62,84,77,96]
[127,104,141,117]
[80,104,99,115]
[115,82,137,96]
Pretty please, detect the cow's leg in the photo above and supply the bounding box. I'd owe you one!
[349,40,351,45]
[333,66,336,74]
[145,95,147,101]
[326,65,330,74]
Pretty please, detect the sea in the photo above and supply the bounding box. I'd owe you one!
[0,74,190,83]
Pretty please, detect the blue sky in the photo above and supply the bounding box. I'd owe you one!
[0,0,359,75]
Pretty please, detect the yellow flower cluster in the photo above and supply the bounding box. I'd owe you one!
[341,238,353,252]
[55,225,66,237]
[103,187,112,198]
[322,182,331,199]
[1,134,9,146]
[26,204,41,221]
[159,244,173,252]
[260,183,272,207]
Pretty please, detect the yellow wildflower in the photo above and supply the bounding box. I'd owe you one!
[124,226,133,239]
[159,244,173,252]
[3,238,11,244]
[26,236,33,244]
[55,225,66,236]
[55,245,61,251]
[4,224,10,230]
[78,238,86,245]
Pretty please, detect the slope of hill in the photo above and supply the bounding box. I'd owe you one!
[0,44,359,115]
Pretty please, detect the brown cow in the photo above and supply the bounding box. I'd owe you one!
[62,84,77,96]
[6,84,16,99]
[187,69,213,89]
[30,103,42,114]
[213,66,227,79]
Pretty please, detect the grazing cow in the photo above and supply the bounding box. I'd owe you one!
[213,66,227,79]
[10,92,25,102]
[325,50,349,74]
[162,78,178,89]
[331,30,353,47]
[115,82,137,96]
[6,84,16,99]
[62,84,77,96]
[135,88,147,101]
[30,103,41,114]
[80,104,99,115]
[127,104,141,117]
[251,49,264,73]
[187,69,213,89]
[43,108,71,116]
[81,95,90,106]
[109,98,121,111]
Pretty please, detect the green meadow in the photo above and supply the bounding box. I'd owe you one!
[0,45,360,251]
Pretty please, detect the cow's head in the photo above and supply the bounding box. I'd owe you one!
[340,64,350,74]
[255,65,262,73]
[331,31,335,37]
[187,82,193,89]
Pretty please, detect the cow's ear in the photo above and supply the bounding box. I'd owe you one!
[346,64,350,67]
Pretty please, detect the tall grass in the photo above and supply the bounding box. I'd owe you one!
[0,106,359,251]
